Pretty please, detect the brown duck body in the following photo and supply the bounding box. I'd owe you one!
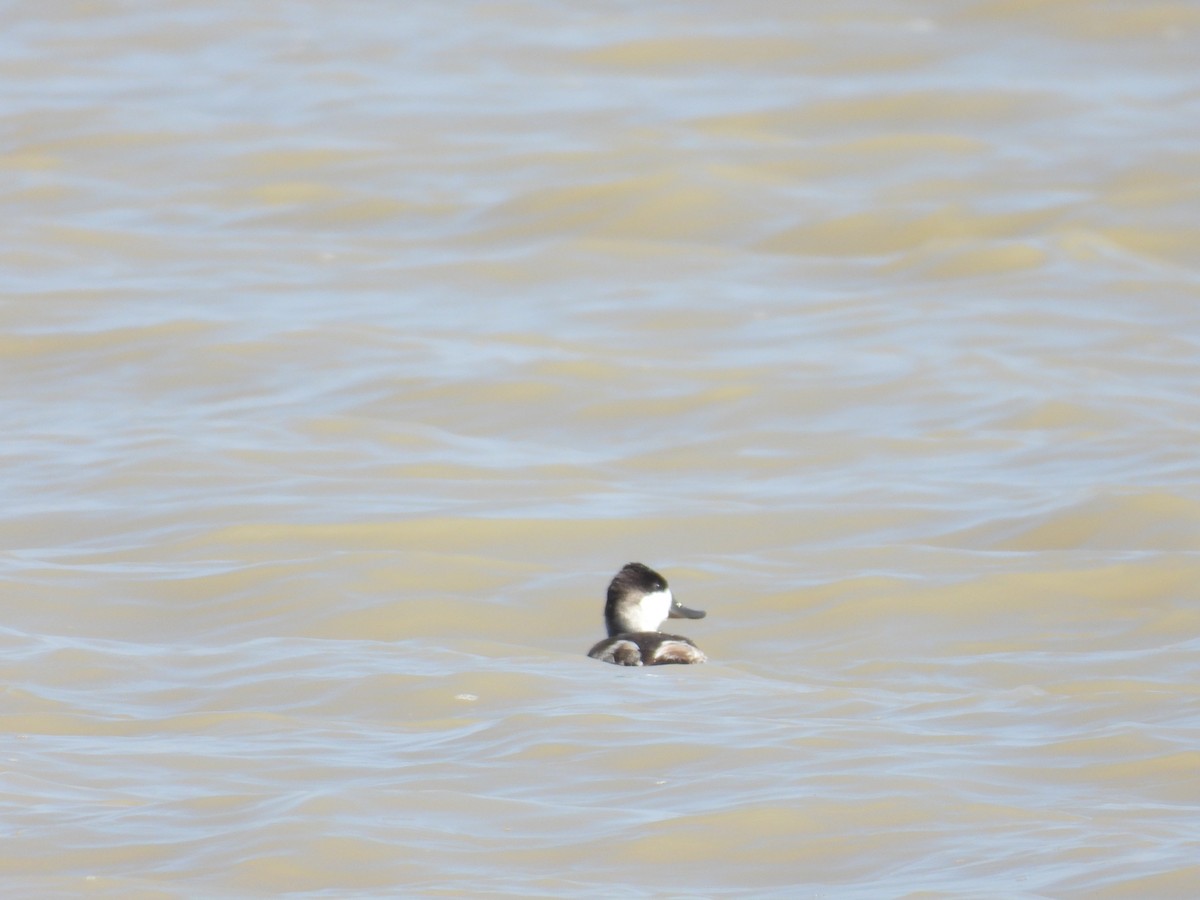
[588,631,707,666]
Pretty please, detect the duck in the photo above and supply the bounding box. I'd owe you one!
[587,562,708,666]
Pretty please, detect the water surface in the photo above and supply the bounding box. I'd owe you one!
[3,2,1199,896]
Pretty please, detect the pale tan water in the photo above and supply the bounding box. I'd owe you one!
[3,2,1199,897]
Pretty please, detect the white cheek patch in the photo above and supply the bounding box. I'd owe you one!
[625,588,673,632]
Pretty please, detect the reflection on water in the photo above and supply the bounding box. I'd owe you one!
[3,1,1199,896]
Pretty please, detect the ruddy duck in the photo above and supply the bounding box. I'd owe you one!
[587,562,707,666]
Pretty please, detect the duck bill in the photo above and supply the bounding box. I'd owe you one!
[668,599,706,619]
